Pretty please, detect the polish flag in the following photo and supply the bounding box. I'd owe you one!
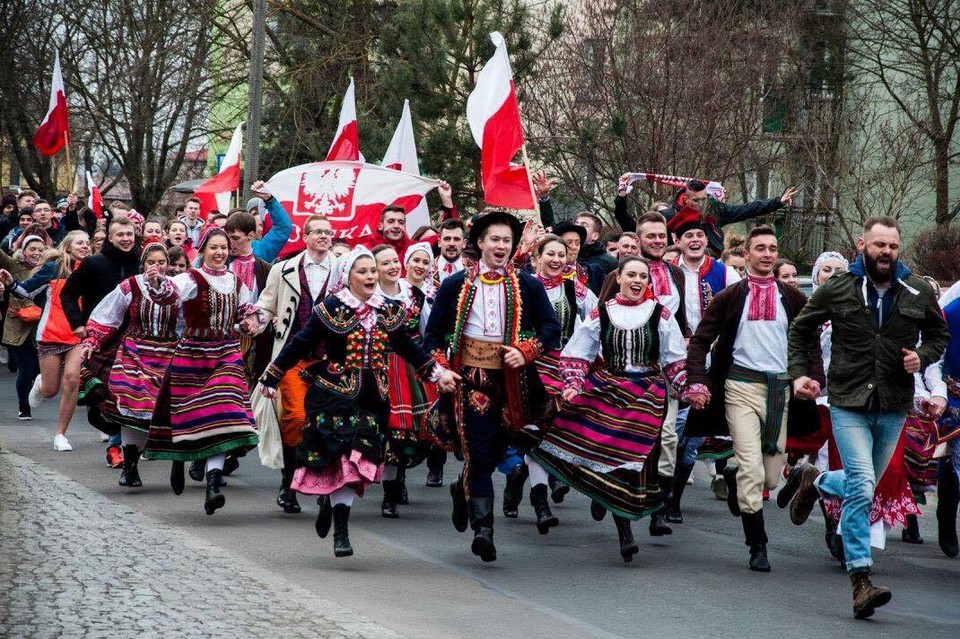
[466,32,534,210]
[381,99,430,233]
[85,171,103,218]
[266,161,439,243]
[33,51,70,157]
[194,123,243,214]
[326,78,362,162]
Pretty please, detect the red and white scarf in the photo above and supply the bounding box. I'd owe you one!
[747,274,777,321]
[648,259,672,298]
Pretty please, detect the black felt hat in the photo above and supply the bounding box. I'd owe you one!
[468,210,524,255]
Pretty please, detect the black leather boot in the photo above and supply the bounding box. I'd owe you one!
[469,498,497,562]
[118,445,142,488]
[723,465,741,517]
[613,515,639,562]
[937,458,959,557]
[189,459,205,482]
[451,477,469,532]
[332,504,354,557]
[204,469,226,515]
[381,479,400,518]
[502,463,528,518]
[649,475,673,537]
[741,510,771,572]
[277,446,301,513]
[590,500,607,521]
[315,496,332,538]
[820,498,846,566]
[223,454,241,476]
[426,448,445,487]
[667,461,694,524]
[901,514,922,544]
[529,484,559,534]
[549,474,570,504]
[397,466,409,505]
[170,461,185,495]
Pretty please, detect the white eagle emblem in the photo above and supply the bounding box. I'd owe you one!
[296,166,359,220]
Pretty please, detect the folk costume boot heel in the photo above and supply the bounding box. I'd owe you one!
[469,498,497,562]
[332,504,354,557]
[118,445,142,488]
[530,484,559,534]
[204,469,226,515]
[613,515,639,563]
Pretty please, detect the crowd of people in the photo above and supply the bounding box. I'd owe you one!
[1,173,958,621]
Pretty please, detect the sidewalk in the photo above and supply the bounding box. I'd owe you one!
[0,449,403,639]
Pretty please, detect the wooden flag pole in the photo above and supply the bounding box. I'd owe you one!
[519,141,540,220]
[63,131,73,193]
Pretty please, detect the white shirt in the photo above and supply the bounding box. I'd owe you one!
[679,257,741,333]
[302,252,334,302]
[732,287,789,373]
[436,256,465,282]
[648,261,682,321]
[464,264,505,341]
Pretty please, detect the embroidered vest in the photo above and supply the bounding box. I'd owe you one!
[697,257,729,313]
[598,302,661,374]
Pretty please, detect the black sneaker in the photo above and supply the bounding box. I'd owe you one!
[18,407,32,420]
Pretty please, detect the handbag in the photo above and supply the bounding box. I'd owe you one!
[252,382,284,469]
[12,304,41,323]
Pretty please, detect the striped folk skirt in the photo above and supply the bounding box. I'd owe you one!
[385,352,438,466]
[102,334,177,431]
[145,337,258,461]
[531,368,667,520]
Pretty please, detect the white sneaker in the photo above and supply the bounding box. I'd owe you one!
[53,434,73,452]
[28,375,44,409]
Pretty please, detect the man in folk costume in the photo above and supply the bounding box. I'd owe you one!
[424,210,561,562]
[685,226,823,572]
[667,206,742,508]
[244,214,336,514]
[634,211,691,536]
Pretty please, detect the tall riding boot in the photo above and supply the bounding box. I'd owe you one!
[381,479,400,518]
[502,462,528,518]
[613,515,639,563]
[315,496,332,538]
[937,458,960,557]
[667,461,695,524]
[397,465,409,505]
[277,446,301,514]
[529,484,559,534]
[450,477,469,532]
[820,498,845,566]
[469,498,497,562]
[204,469,226,515]
[189,459,205,482]
[426,448,445,487]
[549,474,570,504]
[649,475,674,537]
[723,465,741,516]
[741,510,770,572]
[170,461,185,495]
[332,504,354,557]
[118,445,142,488]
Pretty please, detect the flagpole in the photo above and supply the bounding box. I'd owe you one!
[63,131,73,194]
[519,142,540,219]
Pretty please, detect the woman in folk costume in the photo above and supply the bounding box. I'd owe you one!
[529,256,688,562]
[502,234,598,532]
[145,227,259,516]
[372,242,439,518]
[259,247,459,557]
[80,243,180,488]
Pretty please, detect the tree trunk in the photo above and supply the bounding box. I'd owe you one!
[935,141,953,226]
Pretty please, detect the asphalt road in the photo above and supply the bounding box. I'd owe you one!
[1,369,958,639]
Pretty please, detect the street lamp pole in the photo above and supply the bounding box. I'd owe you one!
[244,0,266,198]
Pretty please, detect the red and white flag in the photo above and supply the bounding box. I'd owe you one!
[267,161,439,243]
[466,32,534,210]
[194,123,243,214]
[381,99,430,233]
[326,78,362,162]
[620,172,726,202]
[85,171,103,218]
[33,51,70,157]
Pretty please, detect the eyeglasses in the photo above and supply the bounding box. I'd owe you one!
[307,229,334,236]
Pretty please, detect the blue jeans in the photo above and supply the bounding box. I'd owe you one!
[816,406,906,572]
[674,407,701,467]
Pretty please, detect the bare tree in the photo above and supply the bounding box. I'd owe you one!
[848,0,960,226]
[525,0,804,220]
[60,0,248,212]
